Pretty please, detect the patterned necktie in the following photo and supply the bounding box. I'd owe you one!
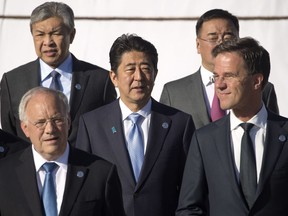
[127,113,144,182]
[240,123,257,209]
[42,162,58,216]
[211,91,225,121]
[49,71,62,91]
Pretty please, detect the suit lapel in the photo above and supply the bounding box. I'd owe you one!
[189,70,211,126]
[59,148,89,215]
[135,100,171,191]
[16,147,43,216]
[69,56,90,121]
[106,101,136,187]
[213,116,246,205]
[256,115,288,198]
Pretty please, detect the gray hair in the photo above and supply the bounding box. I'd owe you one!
[30,1,75,32]
[19,87,70,123]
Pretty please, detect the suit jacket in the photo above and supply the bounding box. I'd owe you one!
[0,129,30,159]
[0,54,116,146]
[75,99,195,216]
[0,146,125,216]
[160,69,279,129]
[176,112,288,216]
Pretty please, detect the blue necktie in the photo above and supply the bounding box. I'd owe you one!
[49,71,62,91]
[240,123,257,209]
[127,113,144,182]
[42,162,58,216]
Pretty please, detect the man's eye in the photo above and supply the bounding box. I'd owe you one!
[35,121,46,126]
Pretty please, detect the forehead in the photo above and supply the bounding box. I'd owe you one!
[120,51,151,66]
[214,52,245,73]
[200,18,238,35]
[26,93,64,116]
[32,17,65,31]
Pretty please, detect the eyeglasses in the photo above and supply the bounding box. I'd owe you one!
[198,34,237,45]
[29,116,66,130]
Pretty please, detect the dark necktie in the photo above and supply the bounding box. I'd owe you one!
[240,123,257,209]
[127,113,144,182]
[211,92,225,121]
[42,162,58,216]
[49,71,62,91]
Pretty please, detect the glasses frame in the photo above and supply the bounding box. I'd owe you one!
[28,116,66,130]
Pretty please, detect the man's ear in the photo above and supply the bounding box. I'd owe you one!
[110,70,118,87]
[196,38,201,54]
[254,73,264,90]
[69,28,76,44]
[21,121,30,138]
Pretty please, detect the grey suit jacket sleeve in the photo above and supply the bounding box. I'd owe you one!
[160,83,171,106]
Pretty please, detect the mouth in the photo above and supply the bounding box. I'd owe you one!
[44,136,59,143]
[43,49,58,57]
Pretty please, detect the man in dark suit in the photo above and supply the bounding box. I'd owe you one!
[160,9,278,129]
[76,34,195,216]
[176,37,288,215]
[0,87,124,216]
[0,2,116,146]
[0,129,30,159]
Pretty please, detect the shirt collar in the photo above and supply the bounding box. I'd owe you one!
[200,66,214,86]
[32,143,70,172]
[40,53,73,81]
[230,104,268,131]
[119,98,152,121]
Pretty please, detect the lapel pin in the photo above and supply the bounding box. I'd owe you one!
[0,146,5,153]
[162,122,169,129]
[278,135,286,142]
[75,84,81,90]
[111,127,117,134]
[77,171,84,178]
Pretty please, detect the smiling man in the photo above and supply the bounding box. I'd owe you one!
[0,2,116,147]
[0,87,125,216]
[75,34,195,216]
[176,37,288,216]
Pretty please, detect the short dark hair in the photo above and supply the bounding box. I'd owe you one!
[196,9,239,36]
[212,37,270,89]
[30,2,75,33]
[109,34,158,74]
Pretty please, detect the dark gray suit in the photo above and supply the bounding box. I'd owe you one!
[0,146,125,216]
[160,69,279,129]
[0,54,116,146]
[176,112,288,216]
[0,129,30,159]
[75,99,195,216]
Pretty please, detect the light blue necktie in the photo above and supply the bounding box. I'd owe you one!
[42,162,58,216]
[127,113,144,182]
[49,71,62,91]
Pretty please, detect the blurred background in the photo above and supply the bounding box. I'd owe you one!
[0,0,287,117]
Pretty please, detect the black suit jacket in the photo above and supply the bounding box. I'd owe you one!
[176,112,288,216]
[160,69,279,129]
[75,99,195,216]
[0,129,30,159]
[0,146,125,216]
[0,54,116,146]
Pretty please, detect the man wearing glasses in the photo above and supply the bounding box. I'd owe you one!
[160,9,278,129]
[0,87,124,216]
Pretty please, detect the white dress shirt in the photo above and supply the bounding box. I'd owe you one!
[32,144,69,214]
[40,53,73,102]
[230,105,267,182]
[119,98,152,154]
